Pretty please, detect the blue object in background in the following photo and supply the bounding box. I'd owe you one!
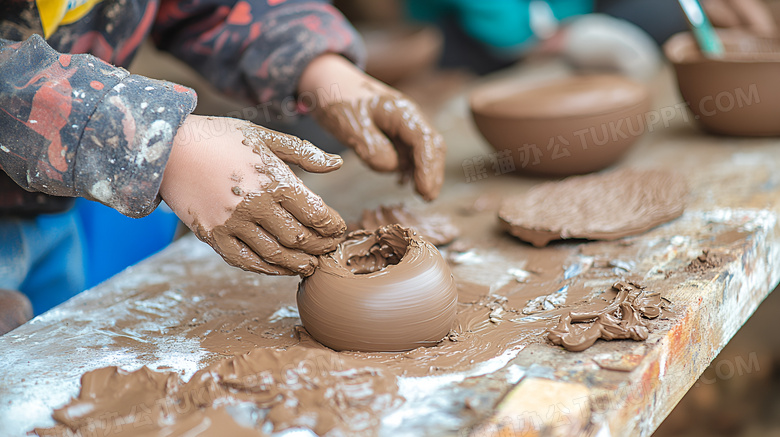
[408,0,593,52]
[678,0,724,58]
[0,209,86,315]
[75,198,180,289]
[0,200,178,315]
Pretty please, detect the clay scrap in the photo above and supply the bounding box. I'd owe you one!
[499,169,688,247]
[351,204,459,246]
[548,281,663,352]
[685,249,734,274]
[36,347,401,437]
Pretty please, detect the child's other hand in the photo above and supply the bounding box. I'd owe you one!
[160,115,346,276]
[299,54,446,202]
[703,0,777,38]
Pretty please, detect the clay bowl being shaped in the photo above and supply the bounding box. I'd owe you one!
[470,75,651,177]
[297,224,458,352]
[360,24,444,85]
[664,30,780,136]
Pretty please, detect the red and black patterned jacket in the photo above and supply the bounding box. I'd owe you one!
[0,0,363,217]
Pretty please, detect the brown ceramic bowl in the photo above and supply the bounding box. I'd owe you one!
[664,30,780,136]
[470,75,651,177]
[360,24,443,85]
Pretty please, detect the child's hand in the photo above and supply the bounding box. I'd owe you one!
[703,0,777,38]
[299,54,446,201]
[160,115,346,276]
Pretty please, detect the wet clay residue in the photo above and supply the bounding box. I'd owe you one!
[193,123,345,277]
[548,281,663,352]
[312,92,446,201]
[350,204,459,246]
[297,224,458,352]
[49,366,180,431]
[685,249,734,274]
[25,175,711,436]
[499,169,688,247]
[36,347,400,437]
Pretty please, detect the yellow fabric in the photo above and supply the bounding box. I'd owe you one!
[36,0,103,38]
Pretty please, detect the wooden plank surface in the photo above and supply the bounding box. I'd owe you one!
[1,62,779,437]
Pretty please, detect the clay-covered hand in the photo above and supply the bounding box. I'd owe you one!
[160,115,346,276]
[702,0,778,37]
[299,54,446,202]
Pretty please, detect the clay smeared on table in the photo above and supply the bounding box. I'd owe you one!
[33,168,710,436]
[36,348,401,437]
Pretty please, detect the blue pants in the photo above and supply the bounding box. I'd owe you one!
[0,209,86,315]
[0,200,179,315]
[75,198,179,288]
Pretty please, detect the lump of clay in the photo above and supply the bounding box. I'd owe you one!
[297,224,458,352]
[351,204,459,246]
[498,169,687,247]
[548,281,662,351]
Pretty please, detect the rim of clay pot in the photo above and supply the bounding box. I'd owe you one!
[664,30,780,65]
[469,77,650,121]
[317,226,421,280]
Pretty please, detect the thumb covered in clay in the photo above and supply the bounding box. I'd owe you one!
[160,115,346,277]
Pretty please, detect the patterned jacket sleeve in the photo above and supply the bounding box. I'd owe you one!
[0,35,197,218]
[153,0,365,116]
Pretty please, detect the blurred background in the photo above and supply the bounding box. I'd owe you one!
[119,1,780,435]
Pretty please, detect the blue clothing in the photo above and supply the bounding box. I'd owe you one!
[0,201,179,315]
[409,0,593,53]
[0,209,85,314]
[75,199,179,289]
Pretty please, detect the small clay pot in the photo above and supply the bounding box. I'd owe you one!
[664,30,780,136]
[297,225,458,352]
[361,24,443,85]
[470,75,651,177]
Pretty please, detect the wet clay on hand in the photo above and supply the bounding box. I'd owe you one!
[548,281,663,351]
[193,122,346,277]
[351,204,459,246]
[297,224,458,352]
[499,169,688,247]
[312,91,446,201]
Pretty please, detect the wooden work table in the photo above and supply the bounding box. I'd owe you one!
[1,63,779,436]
